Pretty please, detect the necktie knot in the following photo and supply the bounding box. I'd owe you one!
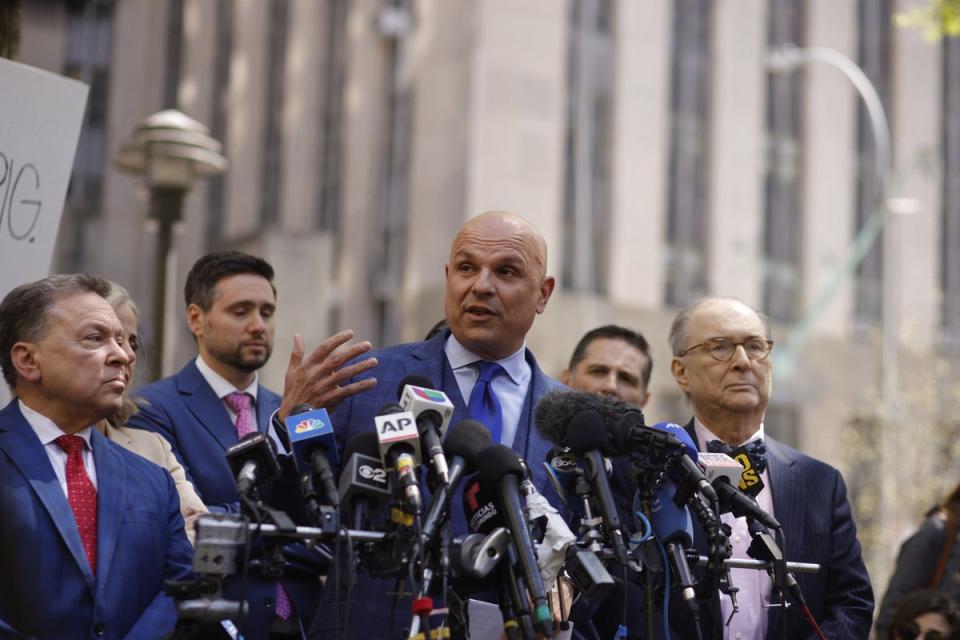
[707,438,768,474]
[473,360,505,383]
[224,391,253,414]
[55,434,86,456]
[468,361,505,444]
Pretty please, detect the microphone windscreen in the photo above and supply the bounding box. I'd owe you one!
[290,402,314,415]
[377,403,404,416]
[535,390,644,445]
[476,443,525,491]
[397,375,434,399]
[342,431,381,462]
[564,411,612,455]
[443,420,492,472]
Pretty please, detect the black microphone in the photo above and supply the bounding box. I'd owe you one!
[374,403,423,513]
[285,402,340,507]
[338,431,391,530]
[565,411,628,564]
[535,389,686,461]
[397,375,454,485]
[225,432,281,496]
[699,452,781,529]
[422,419,492,543]
[475,445,553,635]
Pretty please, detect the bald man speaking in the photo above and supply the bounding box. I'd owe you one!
[309,211,566,639]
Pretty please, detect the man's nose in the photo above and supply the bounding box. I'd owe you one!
[471,268,495,295]
[730,343,752,367]
[248,313,268,334]
[599,372,619,395]
[108,339,130,366]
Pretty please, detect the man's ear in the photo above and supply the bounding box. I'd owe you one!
[671,357,689,394]
[640,391,651,409]
[186,304,204,339]
[536,276,556,314]
[10,342,41,383]
[560,368,571,386]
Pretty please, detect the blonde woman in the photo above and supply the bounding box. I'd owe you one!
[101,282,206,543]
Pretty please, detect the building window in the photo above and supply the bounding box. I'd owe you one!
[59,0,114,271]
[260,0,289,226]
[206,0,233,247]
[562,0,614,294]
[761,0,804,323]
[942,36,960,351]
[664,0,711,307]
[315,0,349,236]
[853,0,892,332]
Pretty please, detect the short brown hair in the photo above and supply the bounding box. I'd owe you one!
[0,274,112,388]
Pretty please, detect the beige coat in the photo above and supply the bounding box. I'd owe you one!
[100,422,207,544]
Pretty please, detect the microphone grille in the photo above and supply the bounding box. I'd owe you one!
[476,444,525,491]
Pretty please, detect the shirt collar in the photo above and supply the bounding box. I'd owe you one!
[444,333,526,385]
[195,355,259,400]
[693,417,764,452]
[19,399,95,447]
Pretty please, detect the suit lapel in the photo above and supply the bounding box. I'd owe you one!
[411,332,470,427]
[0,402,96,592]
[177,361,238,451]
[92,429,125,593]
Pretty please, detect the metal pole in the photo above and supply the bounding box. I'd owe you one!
[148,186,186,381]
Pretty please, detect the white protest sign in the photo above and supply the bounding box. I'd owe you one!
[0,59,89,405]
[0,58,89,299]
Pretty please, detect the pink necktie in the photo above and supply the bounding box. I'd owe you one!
[224,392,256,438]
[56,435,97,574]
[223,392,292,619]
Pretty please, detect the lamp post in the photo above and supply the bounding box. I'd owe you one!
[767,45,914,580]
[114,109,226,380]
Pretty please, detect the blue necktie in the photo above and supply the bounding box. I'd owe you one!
[467,361,505,444]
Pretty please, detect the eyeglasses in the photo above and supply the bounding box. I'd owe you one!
[679,337,774,362]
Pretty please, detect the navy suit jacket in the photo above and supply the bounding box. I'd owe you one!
[128,360,321,639]
[0,400,193,640]
[669,421,874,640]
[309,331,566,639]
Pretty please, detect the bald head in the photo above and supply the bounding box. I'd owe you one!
[451,211,548,279]
[444,210,555,360]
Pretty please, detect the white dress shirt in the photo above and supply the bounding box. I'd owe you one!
[444,335,531,448]
[21,399,98,494]
[694,419,774,640]
[195,355,285,452]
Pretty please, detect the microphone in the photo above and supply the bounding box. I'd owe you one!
[475,445,553,634]
[338,431,391,529]
[542,446,581,507]
[536,390,687,461]
[374,403,423,513]
[648,479,700,620]
[565,410,628,564]
[225,432,281,496]
[645,421,718,504]
[398,376,455,485]
[699,452,781,530]
[285,403,340,507]
[421,419,492,543]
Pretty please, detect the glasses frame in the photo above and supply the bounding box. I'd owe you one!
[679,337,775,362]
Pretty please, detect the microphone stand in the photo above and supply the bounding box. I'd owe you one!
[634,470,658,640]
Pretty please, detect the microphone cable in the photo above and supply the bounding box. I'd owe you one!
[772,528,826,640]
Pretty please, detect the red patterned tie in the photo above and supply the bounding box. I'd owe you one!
[222,392,292,619]
[55,435,97,574]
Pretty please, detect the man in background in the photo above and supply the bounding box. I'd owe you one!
[668,296,873,639]
[562,324,652,408]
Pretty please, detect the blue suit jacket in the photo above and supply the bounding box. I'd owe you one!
[669,422,874,640]
[128,360,321,638]
[309,331,566,639]
[0,400,193,640]
[128,360,283,509]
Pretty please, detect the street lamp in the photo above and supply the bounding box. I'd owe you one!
[114,109,226,380]
[767,44,915,585]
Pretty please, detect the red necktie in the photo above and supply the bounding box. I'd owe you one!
[55,435,97,574]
